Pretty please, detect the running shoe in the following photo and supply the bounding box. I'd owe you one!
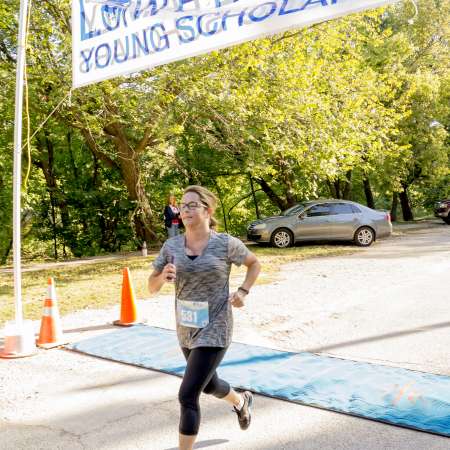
[233,391,253,430]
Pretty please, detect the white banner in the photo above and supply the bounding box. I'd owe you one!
[72,0,397,88]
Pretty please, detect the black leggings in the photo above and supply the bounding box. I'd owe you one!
[178,347,231,435]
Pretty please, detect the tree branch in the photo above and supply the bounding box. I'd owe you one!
[76,126,120,171]
[136,126,158,154]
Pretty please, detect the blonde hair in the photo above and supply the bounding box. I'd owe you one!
[183,185,219,229]
[167,194,177,205]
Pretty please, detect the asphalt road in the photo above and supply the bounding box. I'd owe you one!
[1,224,449,450]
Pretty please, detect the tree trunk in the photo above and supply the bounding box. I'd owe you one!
[1,213,34,265]
[390,193,398,222]
[1,238,13,265]
[274,153,297,207]
[327,180,338,198]
[328,173,351,200]
[80,121,159,244]
[50,193,58,260]
[281,165,297,206]
[67,132,79,180]
[363,177,375,209]
[254,177,288,211]
[342,170,352,200]
[334,180,341,199]
[35,133,75,256]
[117,149,158,244]
[399,185,414,221]
[249,174,260,219]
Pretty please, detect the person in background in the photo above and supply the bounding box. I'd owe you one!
[164,194,181,238]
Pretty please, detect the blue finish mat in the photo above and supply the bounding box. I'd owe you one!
[67,325,450,437]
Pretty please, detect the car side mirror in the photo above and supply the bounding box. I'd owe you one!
[299,213,306,220]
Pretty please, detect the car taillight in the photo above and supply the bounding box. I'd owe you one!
[385,212,391,222]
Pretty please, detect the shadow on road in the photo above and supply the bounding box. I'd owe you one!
[165,439,229,450]
[306,321,450,355]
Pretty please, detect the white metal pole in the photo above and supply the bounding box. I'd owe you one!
[12,0,29,328]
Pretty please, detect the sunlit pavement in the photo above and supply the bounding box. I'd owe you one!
[1,225,449,450]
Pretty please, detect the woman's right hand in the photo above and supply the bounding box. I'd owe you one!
[162,263,176,282]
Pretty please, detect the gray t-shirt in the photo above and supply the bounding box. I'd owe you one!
[152,231,250,349]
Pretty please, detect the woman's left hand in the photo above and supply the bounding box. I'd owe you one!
[229,291,246,308]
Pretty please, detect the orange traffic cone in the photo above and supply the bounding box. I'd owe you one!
[37,278,68,349]
[113,267,138,327]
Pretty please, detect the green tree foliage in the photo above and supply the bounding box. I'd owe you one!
[0,0,448,261]
[363,0,450,219]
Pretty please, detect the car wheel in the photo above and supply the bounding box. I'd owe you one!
[354,226,375,247]
[444,217,450,225]
[270,228,293,248]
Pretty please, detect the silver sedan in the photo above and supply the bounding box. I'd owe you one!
[247,200,392,248]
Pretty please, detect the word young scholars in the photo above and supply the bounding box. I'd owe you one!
[78,0,338,74]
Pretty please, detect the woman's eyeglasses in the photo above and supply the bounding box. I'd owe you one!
[180,201,207,211]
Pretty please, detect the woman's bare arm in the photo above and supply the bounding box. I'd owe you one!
[240,252,261,292]
[148,262,176,295]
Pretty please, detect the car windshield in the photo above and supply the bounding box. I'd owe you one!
[282,203,306,216]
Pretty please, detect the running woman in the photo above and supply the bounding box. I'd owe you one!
[148,185,261,450]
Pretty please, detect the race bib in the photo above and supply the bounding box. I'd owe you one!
[177,300,209,328]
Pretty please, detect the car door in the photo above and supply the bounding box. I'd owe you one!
[293,203,333,241]
[329,203,360,239]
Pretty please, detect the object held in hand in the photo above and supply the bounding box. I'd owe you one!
[166,255,176,282]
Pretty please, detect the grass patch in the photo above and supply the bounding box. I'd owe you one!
[0,256,160,327]
[0,244,356,327]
